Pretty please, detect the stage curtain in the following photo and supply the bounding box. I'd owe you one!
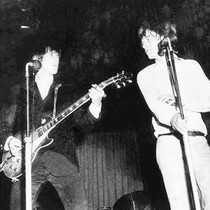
[76,131,143,210]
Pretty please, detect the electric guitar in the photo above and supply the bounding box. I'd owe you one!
[0,71,132,180]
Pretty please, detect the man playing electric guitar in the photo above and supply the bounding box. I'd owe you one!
[0,46,105,210]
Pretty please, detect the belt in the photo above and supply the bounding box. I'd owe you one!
[158,131,205,138]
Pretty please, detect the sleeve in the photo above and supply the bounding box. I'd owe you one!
[88,102,102,119]
[179,60,210,113]
[70,103,102,134]
[137,70,178,127]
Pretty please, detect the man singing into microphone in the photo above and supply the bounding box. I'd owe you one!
[0,46,105,210]
[137,18,210,210]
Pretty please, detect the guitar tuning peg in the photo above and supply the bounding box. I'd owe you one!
[122,82,126,86]
[128,79,132,83]
[116,84,121,89]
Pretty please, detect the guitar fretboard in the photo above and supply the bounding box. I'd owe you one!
[36,93,90,137]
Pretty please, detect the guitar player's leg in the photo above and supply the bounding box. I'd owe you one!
[31,160,48,209]
[33,150,87,210]
[9,160,46,210]
[47,172,88,210]
[10,178,25,210]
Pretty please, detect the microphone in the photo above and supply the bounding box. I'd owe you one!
[158,37,169,56]
[28,60,42,71]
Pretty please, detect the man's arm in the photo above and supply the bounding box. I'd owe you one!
[178,60,210,113]
[70,84,105,133]
[137,70,178,127]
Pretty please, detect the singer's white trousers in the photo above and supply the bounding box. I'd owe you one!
[156,135,210,210]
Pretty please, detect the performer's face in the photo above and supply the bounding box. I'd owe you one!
[42,51,59,75]
[141,29,162,60]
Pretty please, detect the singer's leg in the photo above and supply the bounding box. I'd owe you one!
[156,135,190,210]
[189,136,210,210]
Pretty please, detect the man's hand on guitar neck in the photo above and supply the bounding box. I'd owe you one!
[88,84,105,119]
[4,136,22,155]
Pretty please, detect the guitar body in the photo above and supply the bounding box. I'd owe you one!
[1,130,53,180]
[1,150,23,180]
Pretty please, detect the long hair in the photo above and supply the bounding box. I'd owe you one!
[138,19,177,44]
[32,46,61,62]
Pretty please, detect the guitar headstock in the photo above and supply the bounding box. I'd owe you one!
[102,71,133,89]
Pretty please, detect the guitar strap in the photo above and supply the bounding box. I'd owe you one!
[53,84,62,119]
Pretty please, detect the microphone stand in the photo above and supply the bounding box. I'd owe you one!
[164,38,201,210]
[25,63,33,210]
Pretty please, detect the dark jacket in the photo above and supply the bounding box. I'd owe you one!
[0,79,99,175]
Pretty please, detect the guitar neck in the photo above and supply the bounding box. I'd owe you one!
[37,82,106,137]
[35,71,132,138]
[37,93,90,137]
